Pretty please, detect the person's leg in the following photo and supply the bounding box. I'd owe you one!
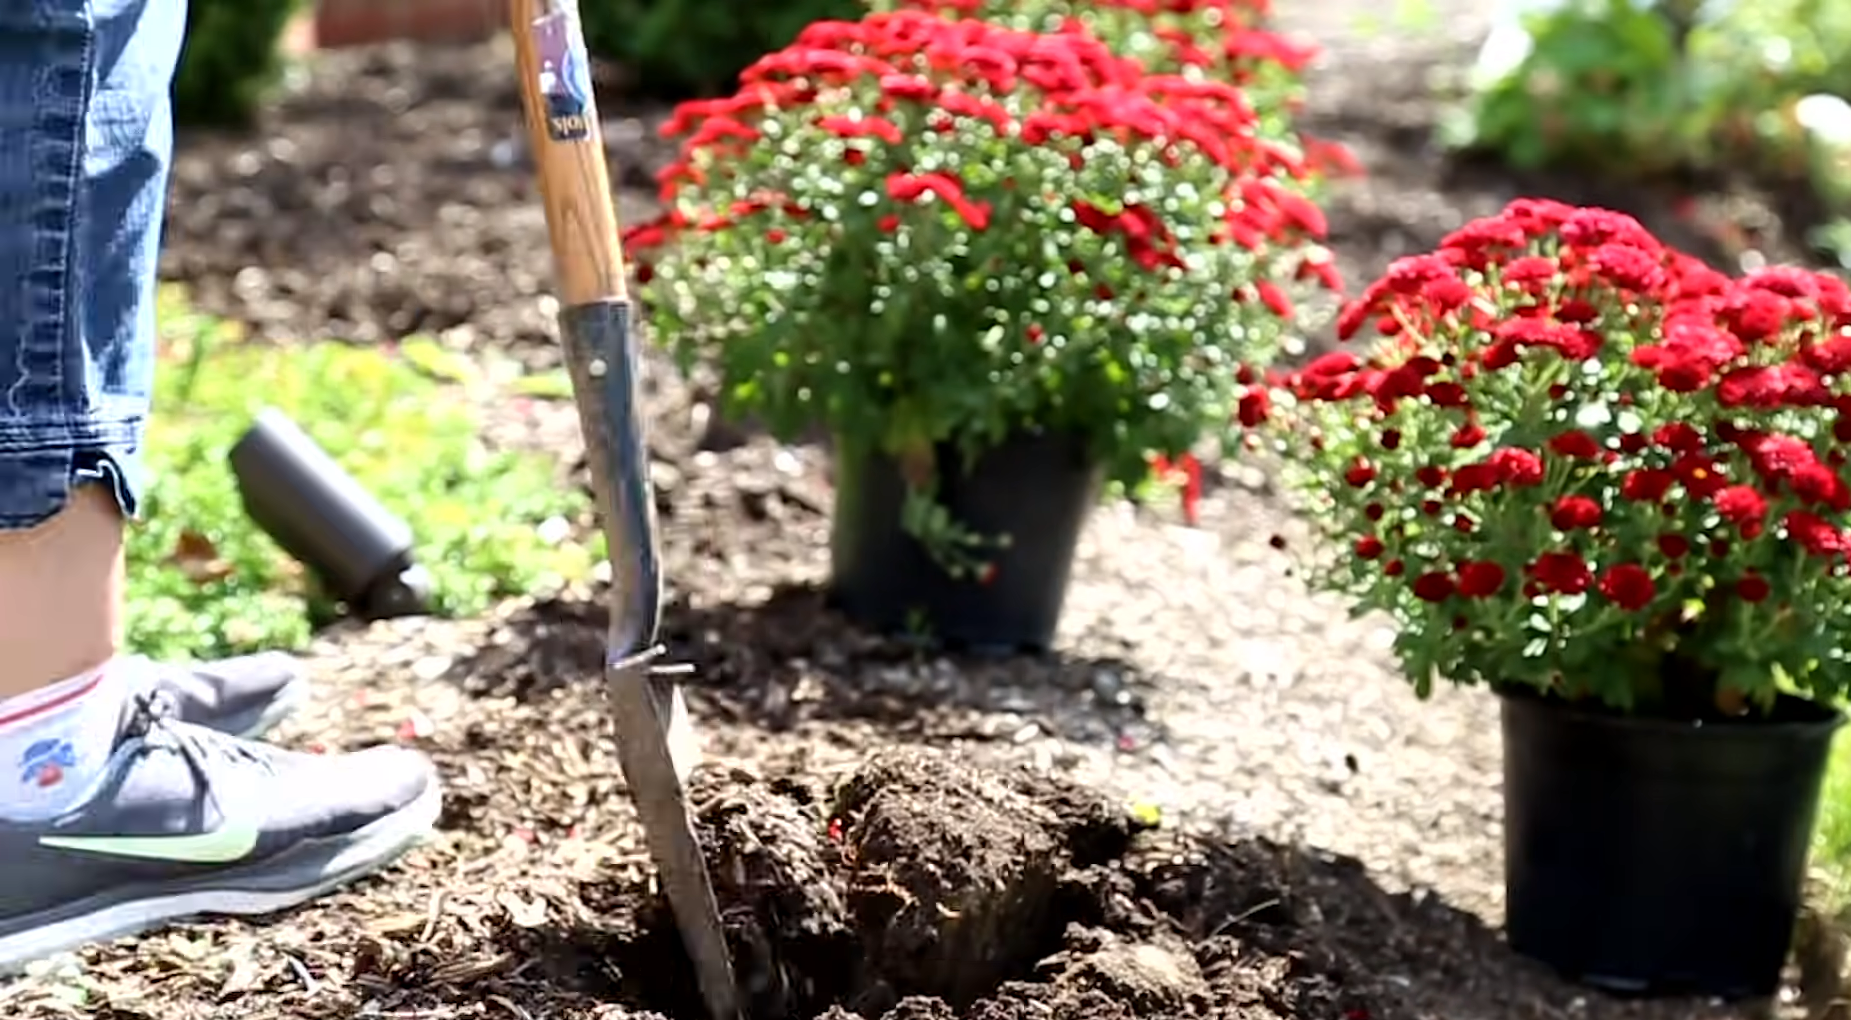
[0,0,286,796]
[0,487,123,700]
[0,0,305,745]
[0,0,441,971]
[0,0,167,812]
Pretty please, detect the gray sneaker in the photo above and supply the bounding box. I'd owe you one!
[134,653,311,740]
[0,696,441,972]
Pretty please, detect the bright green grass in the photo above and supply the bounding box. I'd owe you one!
[124,289,600,662]
[1814,734,1851,914]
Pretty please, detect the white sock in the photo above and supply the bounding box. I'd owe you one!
[0,664,125,821]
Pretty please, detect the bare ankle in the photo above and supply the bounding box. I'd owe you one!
[0,486,124,698]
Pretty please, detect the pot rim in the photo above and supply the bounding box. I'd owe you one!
[1493,684,1847,737]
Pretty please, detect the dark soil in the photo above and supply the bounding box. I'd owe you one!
[0,7,1832,1020]
[360,745,1505,1020]
[514,750,1185,1020]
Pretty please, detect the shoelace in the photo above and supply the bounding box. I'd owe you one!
[124,692,280,793]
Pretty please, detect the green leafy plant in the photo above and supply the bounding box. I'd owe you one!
[127,291,597,662]
[1686,0,1851,163]
[1817,735,1851,883]
[1458,0,1692,175]
[580,0,863,97]
[1246,198,1851,718]
[173,0,303,127]
[1457,0,1851,189]
[625,11,1336,576]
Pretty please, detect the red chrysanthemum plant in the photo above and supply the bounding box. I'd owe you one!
[1242,197,1851,718]
[626,10,1337,575]
[872,0,1360,193]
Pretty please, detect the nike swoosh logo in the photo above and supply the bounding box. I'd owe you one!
[38,825,260,864]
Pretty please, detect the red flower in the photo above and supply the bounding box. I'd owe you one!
[1717,364,1830,409]
[1630,320,1743,392]
[817,114,903,145]
[1651,422,1702,453]
[1499,255,1558,289]
[1237,386,1270,427]
[1412,571,1456,602]
[1457,560,1507,597]
[1448,462,1501,496]
[1550,495,1602,531]
[1656,534,1689,558]
[1596,562,1656,611]
[1803,334,1851,374]
[1451,420,1487,448]
[1738,430,1821,484]
[1711,485,1767,533]
[1344,458,1376,487]
[1528,551,1593,596]
[1491,317,1601,361]
[886,171,993,231]
[1670,452,1726,499]
[621,218,674,251]
[1588,242,1666,292]
[1721,298,1792,348]
[1735,573,1771,602]
[1354,535,1384,560]
[1152,453,1203,526]
[878,73,938,102]
[1256,280,1293,318]
[1547,430,1601,459]
[1786,511,1847,559]
[1303,350,1358,377]
[1619,468,1675,503]
[1487,447,1544,486]
[1791,463,1851,511]
[1425,381,1469,408]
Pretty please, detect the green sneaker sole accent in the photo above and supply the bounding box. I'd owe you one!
[0,772,442,974]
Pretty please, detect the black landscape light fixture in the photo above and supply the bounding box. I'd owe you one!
[228,407,433,620]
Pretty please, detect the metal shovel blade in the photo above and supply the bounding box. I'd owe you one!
[556,298,740,1020]
[509,1,741,1015]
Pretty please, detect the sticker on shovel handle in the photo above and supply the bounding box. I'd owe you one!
[531,7,595,142]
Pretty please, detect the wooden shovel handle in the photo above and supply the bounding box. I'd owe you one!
[509,0,627,305]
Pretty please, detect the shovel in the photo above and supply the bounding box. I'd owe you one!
[508,2,741,1017]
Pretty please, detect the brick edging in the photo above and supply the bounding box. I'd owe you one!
[312,0,509,50]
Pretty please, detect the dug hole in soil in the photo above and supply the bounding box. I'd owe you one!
[507,747,1358,1020]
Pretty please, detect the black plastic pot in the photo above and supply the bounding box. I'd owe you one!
[1499,688,1843,998]
[827,429,1101,654]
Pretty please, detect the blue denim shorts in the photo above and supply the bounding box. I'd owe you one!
[0,0,182,530]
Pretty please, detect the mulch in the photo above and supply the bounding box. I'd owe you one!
[2,4,1830,1018]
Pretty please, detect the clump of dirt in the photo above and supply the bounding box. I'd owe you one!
[497,748,1351,1020]
[685,769,859,1018]
[635,749,1149,1018]
[829,748,1140,1011]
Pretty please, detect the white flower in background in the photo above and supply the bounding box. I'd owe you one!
[1796,93,1851,149]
